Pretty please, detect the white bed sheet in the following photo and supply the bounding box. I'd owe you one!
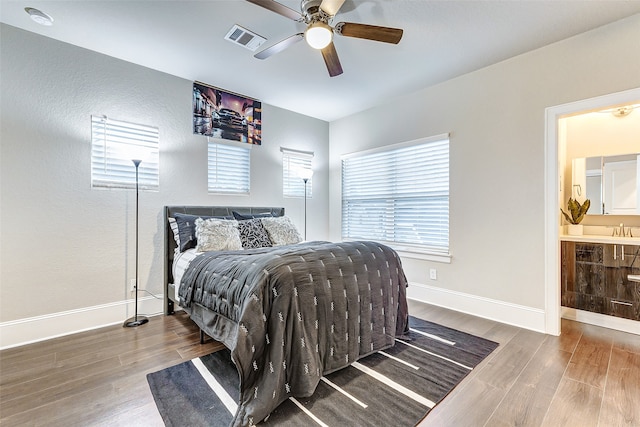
[172,248,201,300]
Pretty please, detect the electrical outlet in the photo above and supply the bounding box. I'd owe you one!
[130,279,137,293]
[429,268,437,280]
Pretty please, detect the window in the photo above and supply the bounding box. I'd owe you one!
[282,147,313,197]
[208,141,250,194]
[91,115,159,190]
[342,134,449,255]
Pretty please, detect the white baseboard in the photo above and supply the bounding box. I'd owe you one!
[1,283,552,349]
[0,295,165,350]
[407,282,546,333]
[561,307,640,335]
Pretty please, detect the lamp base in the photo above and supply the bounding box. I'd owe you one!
[123,316,149,328]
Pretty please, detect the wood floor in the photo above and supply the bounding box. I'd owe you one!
[1,300,639,426]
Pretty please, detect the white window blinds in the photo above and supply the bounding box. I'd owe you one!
[91,115,159,190]
[342,134,449,254]
[208,141,251,194]
[282,148,313,197]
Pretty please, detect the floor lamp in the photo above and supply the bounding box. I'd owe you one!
[124,158,149,328]
[299,168,313,240]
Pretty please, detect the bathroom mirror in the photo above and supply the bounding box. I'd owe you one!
[572,153,640,215]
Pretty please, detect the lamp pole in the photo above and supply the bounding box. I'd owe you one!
[124,159,148,327]
[303,177,309,240]
[298,168,313,241]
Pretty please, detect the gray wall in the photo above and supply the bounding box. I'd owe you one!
[329,14,640,327]
[0,25,329,328]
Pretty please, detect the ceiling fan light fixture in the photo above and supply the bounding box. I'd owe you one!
[305,22,333,49]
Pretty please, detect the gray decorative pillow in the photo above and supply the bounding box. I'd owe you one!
[238,219,272,249]
[261,216,302,246]
[194,218,242,252]
[173,213,230,252]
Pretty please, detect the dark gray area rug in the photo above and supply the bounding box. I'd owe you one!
[147,316,498,426]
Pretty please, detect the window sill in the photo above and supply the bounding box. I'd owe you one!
[394,248,451,264]
[342,239,451,263]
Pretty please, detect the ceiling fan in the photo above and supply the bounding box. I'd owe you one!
[247,0,404,77]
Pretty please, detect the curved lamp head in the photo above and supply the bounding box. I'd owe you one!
[305,22,333,49]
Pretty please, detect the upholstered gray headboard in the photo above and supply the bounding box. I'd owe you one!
[163,206,285,314]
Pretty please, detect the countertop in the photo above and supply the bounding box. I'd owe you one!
[560,234,640,244]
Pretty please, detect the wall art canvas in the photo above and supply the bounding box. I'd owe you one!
[193,82,262,145]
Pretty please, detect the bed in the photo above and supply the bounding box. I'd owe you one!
[164,206,288,315]
[164,206,410,426]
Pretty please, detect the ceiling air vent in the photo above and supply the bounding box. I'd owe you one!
[224,25,266,52]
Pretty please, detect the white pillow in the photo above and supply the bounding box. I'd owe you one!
[261,216,302,246]
[195,218,242,252]
[168,217,181,247]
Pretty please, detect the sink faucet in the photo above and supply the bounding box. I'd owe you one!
[611,223,636,237]
[613,223,633,237]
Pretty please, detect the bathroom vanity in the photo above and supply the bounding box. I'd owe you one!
[561,234,640,321]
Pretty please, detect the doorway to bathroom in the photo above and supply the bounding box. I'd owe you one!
[545,87,640,336]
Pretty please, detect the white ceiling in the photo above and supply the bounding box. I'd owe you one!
[2,0,640,122]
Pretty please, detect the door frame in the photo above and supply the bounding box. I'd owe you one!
[544,87,640,335]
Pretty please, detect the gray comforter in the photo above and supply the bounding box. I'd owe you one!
[179,240,409,426]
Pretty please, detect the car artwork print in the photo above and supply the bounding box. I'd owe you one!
[193,82,262,145]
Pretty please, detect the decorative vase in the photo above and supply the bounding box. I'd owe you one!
[567,224,583,236]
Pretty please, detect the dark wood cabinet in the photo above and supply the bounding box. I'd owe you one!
[561,241,640,320]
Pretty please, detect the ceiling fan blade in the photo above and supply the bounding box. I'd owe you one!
[319,0,346,16]
[335,22,403,44]
[321,42,343,77]
[254,33,304,59]
[246,0,303,21]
